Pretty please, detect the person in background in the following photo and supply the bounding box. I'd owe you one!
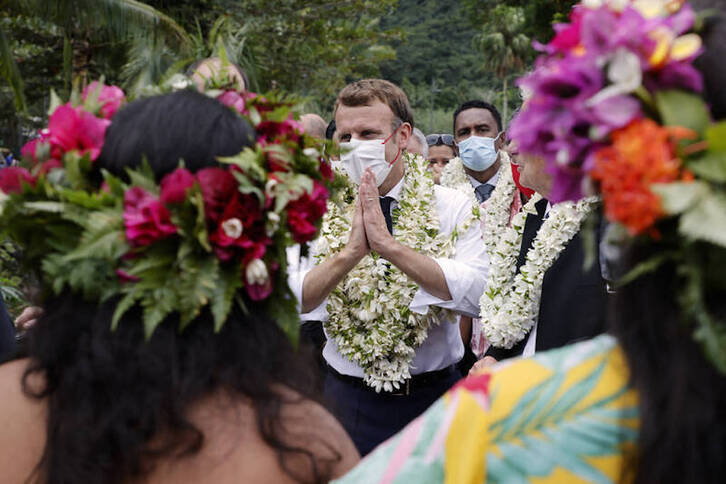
[188,57,248,93]
[407,127,428,159]
[301,113,327,139]
[453,100,505,204]
[0,297,15,362]
[425,134,456,185]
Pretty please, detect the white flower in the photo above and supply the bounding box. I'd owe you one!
[245,259,268,286]
[303,147,320,158]
[587,48,642,106]
[221,218,243,239]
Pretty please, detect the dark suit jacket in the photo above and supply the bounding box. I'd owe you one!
[487,199,609,360]
[0,296,16,362]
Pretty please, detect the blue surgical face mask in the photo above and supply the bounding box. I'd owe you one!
[458,133,501,172]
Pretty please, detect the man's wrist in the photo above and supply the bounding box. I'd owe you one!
[377,238,402,261]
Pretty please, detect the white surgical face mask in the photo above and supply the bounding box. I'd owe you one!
[340,135,400,186]
[458,133,501,172]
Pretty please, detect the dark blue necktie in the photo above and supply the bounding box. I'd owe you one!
[474,183,496,203]
[379,196,394,234]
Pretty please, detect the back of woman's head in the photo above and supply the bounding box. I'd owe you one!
[97,89,255,179]
[22,89,332,483]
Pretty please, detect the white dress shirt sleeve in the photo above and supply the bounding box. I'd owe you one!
[286,245,329,322]
[409,186,488,318]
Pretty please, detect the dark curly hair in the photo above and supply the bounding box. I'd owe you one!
[21,90,339,483]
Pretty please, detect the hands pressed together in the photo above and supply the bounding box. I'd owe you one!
[346,167,397,261]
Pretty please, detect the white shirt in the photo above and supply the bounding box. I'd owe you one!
[287,177,489,377]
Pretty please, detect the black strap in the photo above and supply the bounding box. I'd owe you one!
[379,196,394,234]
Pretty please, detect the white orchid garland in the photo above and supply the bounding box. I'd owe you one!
[440,157,474,202]
[315,154,472,392]
[479,167,599,349]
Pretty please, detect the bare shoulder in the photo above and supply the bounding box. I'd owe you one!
[148,386,359,484]
[275,386,361,480]
[0,359,47,484]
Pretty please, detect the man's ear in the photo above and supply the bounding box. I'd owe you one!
[397,122,412,150]
[496,130,507,151]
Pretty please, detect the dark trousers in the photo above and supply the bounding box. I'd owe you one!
[324,368,460,456]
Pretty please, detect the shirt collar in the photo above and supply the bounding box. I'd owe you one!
[380,174,406,201]
[467,170,500,190]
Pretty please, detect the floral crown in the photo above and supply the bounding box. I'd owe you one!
[0,81,336,339]
[510,0,726,372]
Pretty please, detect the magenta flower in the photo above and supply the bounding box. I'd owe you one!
[217,90,246,115]
[160,167,196,204]
[123,187,177,246]
[82,82,126,119]
[0,167,36,194]
[48,104,111,162]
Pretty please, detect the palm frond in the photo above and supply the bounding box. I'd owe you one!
[12,0,191,49]
[0,23,27,112]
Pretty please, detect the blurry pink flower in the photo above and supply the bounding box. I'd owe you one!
[48,104,111,161]
[160,167,196,204]
[83,82,126,119]
[123,186,177,246]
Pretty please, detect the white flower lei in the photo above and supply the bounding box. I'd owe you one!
[440,157,474,202]
[314,154,474,392]
[479,166,599,349]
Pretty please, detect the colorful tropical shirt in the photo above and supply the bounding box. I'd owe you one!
[334,335,639,484]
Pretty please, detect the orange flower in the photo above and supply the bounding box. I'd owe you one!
[591,118,691,235]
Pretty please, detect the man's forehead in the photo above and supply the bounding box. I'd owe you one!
[455,108,497,130]
[335,101,394,131]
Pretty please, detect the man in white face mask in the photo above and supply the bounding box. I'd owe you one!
[453,100,506,204]
[287,79,488,456]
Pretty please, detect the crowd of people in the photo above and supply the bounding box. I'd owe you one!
[0,0,725,483]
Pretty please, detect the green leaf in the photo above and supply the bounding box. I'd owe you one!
[706,122,726,152]
[210,263,243,332]
[220,148,268,182]
[126,160,158,193]
[652,181,709,215]
[48,89,63,116]
[655,90,711,134]
[615,251,679,288]
[687,152,726,183]
[679,194,726,248]
[111,291,141,331]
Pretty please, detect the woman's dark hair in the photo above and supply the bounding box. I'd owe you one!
[612,7,726,482]
[23,90,337,483]
[97,89,255,179]
[611,243,726,484]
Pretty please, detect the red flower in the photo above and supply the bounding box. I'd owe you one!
[591,119,692,235]
[160,168,196,204]
[48,104,110,162]
[115,269,140,283]
[246,276,273,301]
[257,117,303,143]
[319,158,334,181]
[0,167,36,194]
[217,90,246,115]
[196,168,238,223]
[286,180,329,243]
[82,82,126,119]
[123,187,177,246]
[208,192,270,263]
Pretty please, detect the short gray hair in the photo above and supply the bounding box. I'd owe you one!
[410,127,428,158]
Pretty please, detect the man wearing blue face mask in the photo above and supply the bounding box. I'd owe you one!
[287,79,488,456]
[453,100,506,204]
